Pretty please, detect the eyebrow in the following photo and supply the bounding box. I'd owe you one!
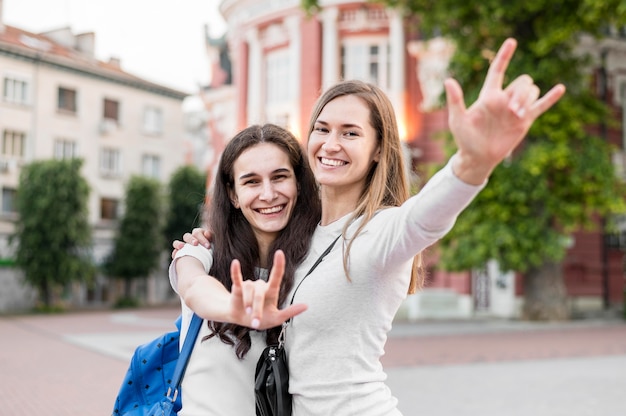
[315,119,363,130]
[237,167,292,181]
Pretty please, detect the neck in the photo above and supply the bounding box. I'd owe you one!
[255,235,274,268]
[319,185,361,226]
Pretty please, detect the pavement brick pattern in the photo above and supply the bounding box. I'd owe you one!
[2,306,625,416]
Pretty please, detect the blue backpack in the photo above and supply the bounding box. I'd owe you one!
[112,314,202,416]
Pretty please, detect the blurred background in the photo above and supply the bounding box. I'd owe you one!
[0,0,624,325]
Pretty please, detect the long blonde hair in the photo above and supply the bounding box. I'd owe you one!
[306,80,423,293]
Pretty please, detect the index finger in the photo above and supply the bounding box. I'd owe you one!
[481,38,517,93]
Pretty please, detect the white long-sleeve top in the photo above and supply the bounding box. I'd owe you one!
[285,158,484,415]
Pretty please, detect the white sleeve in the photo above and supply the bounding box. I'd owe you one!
[409,153,486,237]
[168,244,214,294]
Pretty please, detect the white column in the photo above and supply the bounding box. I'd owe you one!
[246,28,262,125]
[321,6,339,90]
[285,15,301,135]
[388,9,405,126]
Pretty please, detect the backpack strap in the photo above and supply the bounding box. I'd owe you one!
[165,313,203,403]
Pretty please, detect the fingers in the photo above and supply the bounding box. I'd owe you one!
[505,76,566,120]
[267,250,286,294]
[481,38,517,93]
[182,232,197,245]
[529,83,566,119]
[504,75,537,118]
[276,303,308,322]
[444,78,466,131]
[192,228,211,248]
[171,240,184,259]
[228,250,307,330]
[181,228,211,249]
[230,259,244,294]
[249,250,285,328]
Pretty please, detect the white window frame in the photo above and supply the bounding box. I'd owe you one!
[3,74,30,105]
[265,48,294,129]
[2,129,25,157]
[54,139,78,160]
[143,106,163,135]
[341,36,391,91]
[100,148,122,177]
[1,187,17,214]
[141,154,161,179]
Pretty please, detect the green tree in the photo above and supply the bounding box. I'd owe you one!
[303,0,626,319]
[106,176,163,301]
[163,165,206,250]
[14,159,93,309]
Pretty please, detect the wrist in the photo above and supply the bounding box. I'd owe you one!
[450,152,493,185]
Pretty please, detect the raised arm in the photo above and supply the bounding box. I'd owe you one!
[174,250,306,330]
[446,38,566,185]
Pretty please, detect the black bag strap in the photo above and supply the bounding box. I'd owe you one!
[165,313,203,403]
[285,234,341,323]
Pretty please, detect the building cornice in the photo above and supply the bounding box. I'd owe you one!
[0,40,188,101]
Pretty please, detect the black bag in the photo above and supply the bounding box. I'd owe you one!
[255,343,291,416]
[254,235,341,416]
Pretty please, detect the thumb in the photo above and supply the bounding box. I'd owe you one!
[444,78,466,123]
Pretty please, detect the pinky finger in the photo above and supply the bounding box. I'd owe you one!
[530,84,566,118]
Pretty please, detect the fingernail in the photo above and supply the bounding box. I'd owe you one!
[203,243,210,249]
[251,318,260,329]
[246,307,252,315]
[516,107,525,118]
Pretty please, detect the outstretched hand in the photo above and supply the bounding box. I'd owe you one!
[445,38,566,185]
[229,250,307,330]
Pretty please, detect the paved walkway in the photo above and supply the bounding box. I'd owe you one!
[1,306,625,415]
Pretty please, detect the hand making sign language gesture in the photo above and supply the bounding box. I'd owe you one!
[445,38,566,185]
[230,250,307,330]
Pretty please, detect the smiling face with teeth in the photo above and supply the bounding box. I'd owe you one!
[308,94,381,201]
[228,142,298,250]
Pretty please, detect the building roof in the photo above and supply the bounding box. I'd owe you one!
[0,24,189,100]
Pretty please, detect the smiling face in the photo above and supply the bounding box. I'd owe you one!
[308,94,381,195]
[228,142,298,248]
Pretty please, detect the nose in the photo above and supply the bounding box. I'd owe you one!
[259,180,277,202]
[321,131,341,152]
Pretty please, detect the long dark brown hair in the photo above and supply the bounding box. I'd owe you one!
[205,123,321,358]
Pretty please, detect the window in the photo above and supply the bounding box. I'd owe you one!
[100,197,119,220]
[103,98,120,122]
[1,187,17,214]
[266,49,292,105]
[2,130,25,157]
[3,76,29,105]
[143,106,163,135]
[54,139,77,160]
[142,154,161,179]
[341,38,390,90]
[58,87,77,113]
[265,48,293,129]
[100,148,121,177]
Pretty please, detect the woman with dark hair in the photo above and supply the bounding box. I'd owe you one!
[169,123,320,414]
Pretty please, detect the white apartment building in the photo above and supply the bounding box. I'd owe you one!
[0,23,188,310]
